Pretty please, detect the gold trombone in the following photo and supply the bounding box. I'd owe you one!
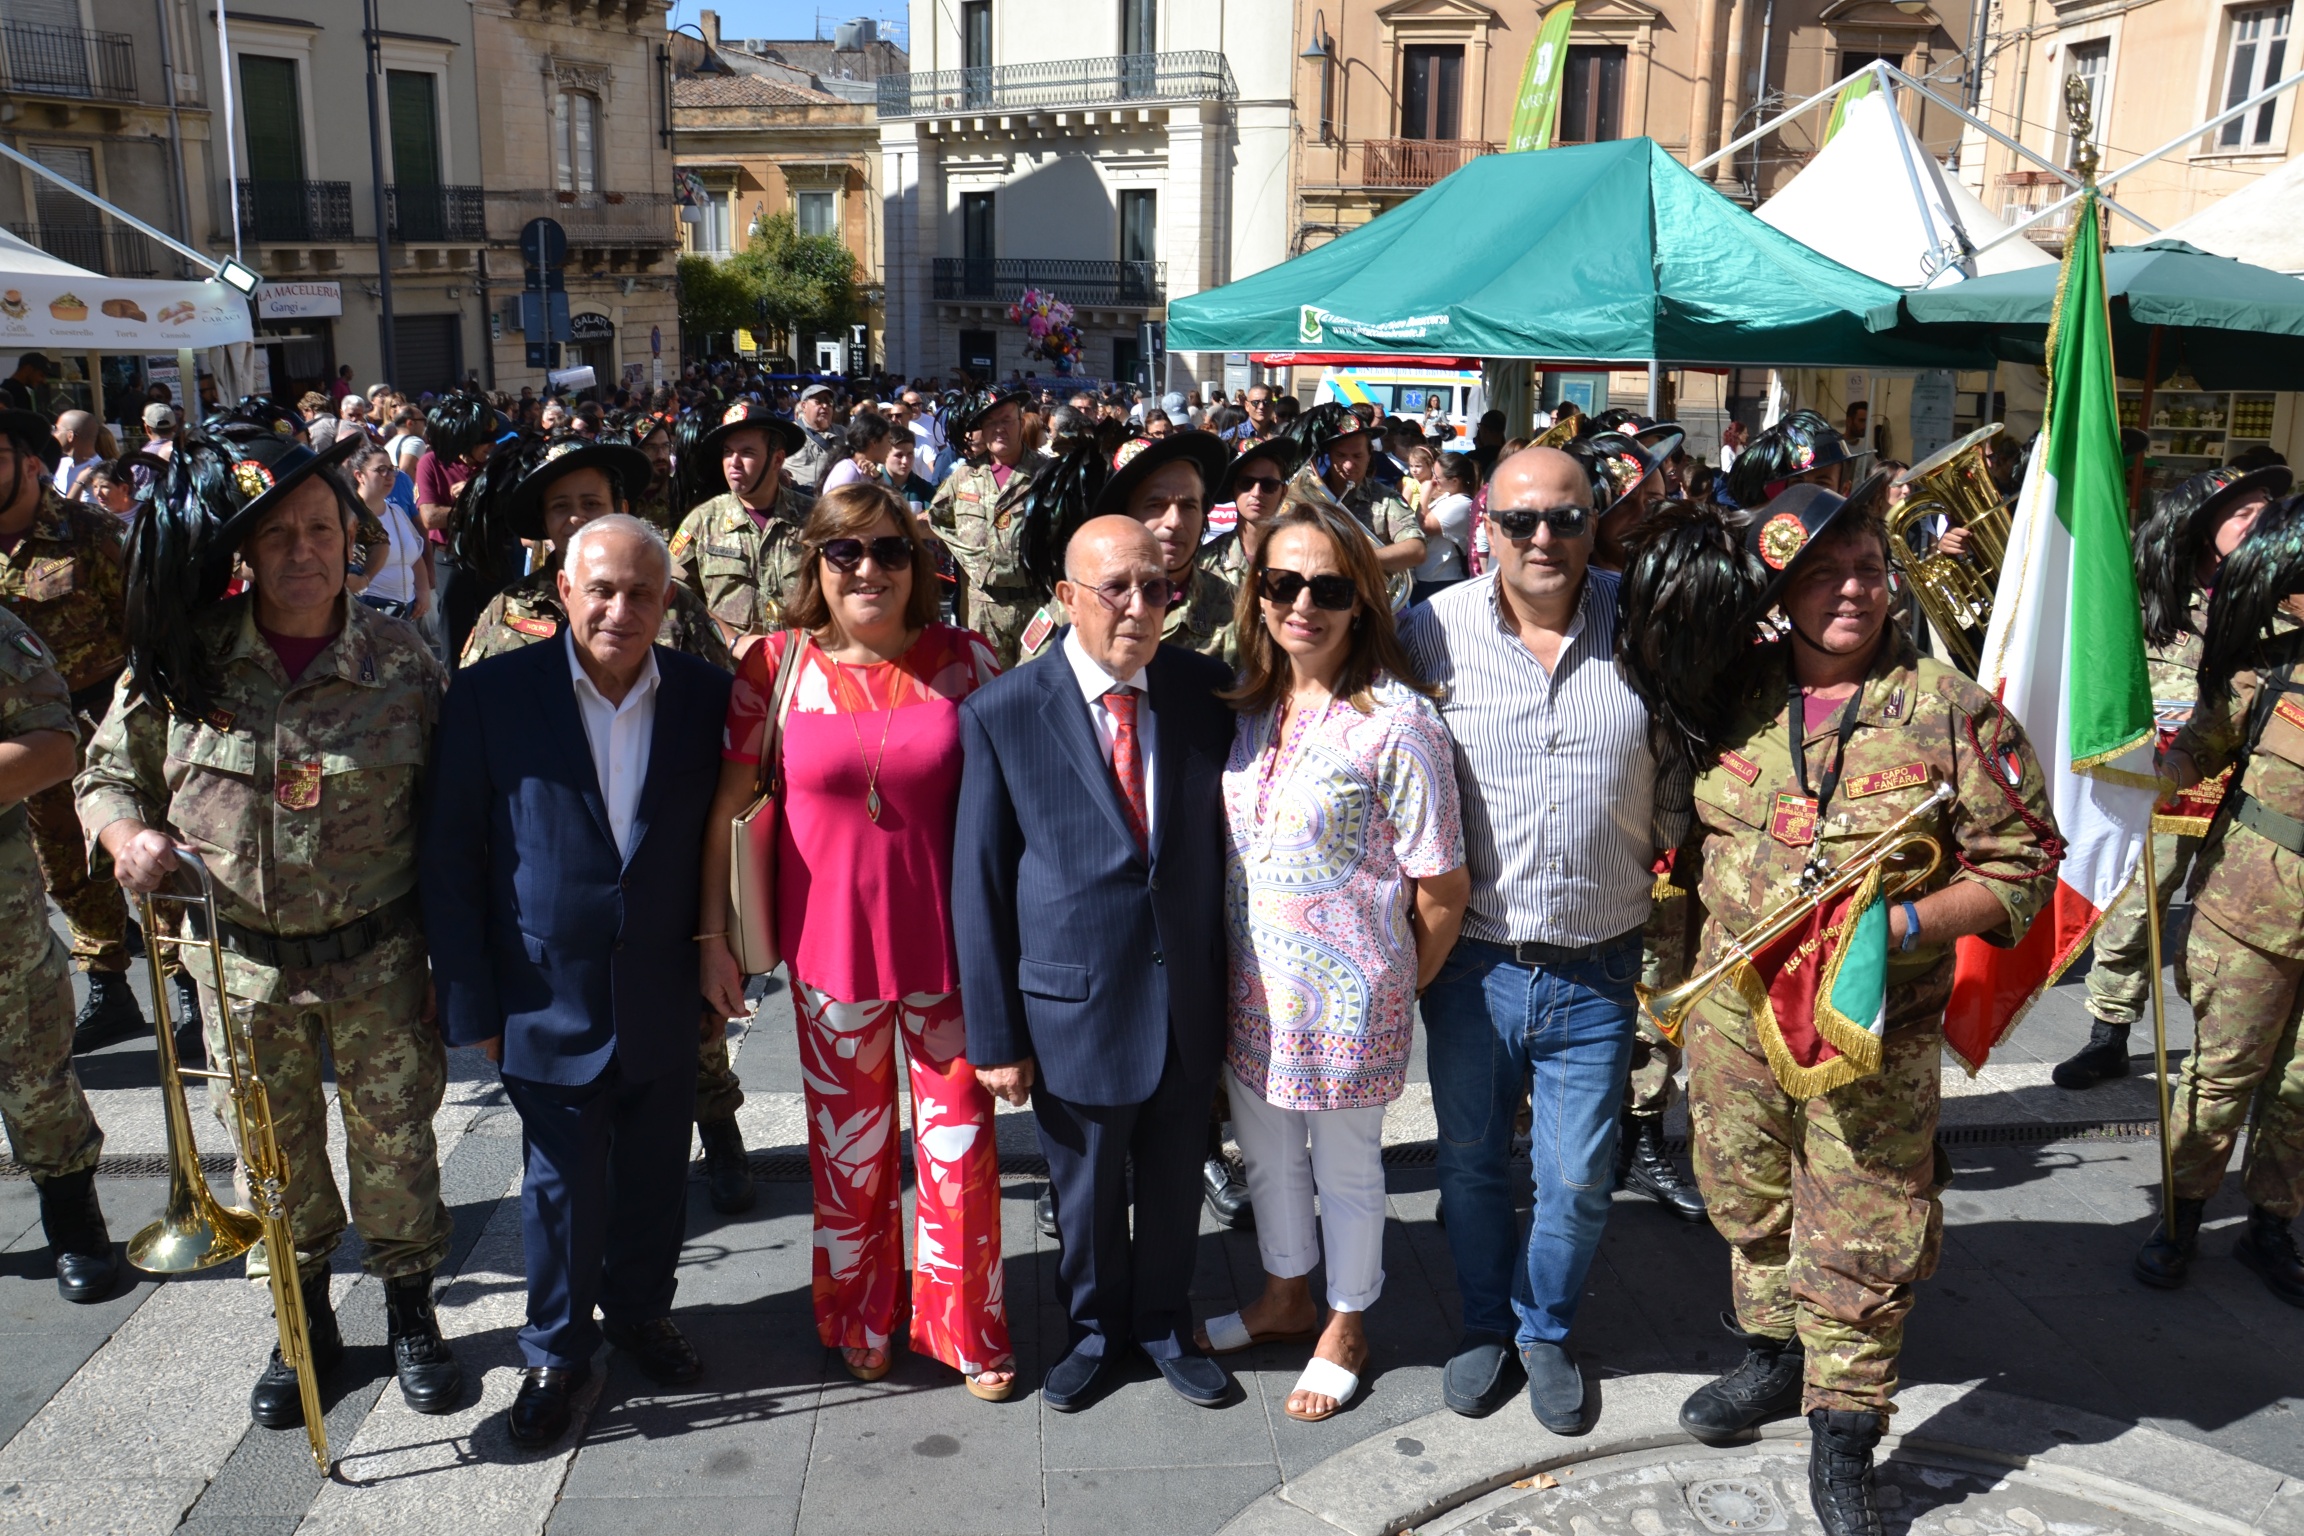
[1887,424,2011,674]
[1638,782,1953,1045]
[128,850,330,1474]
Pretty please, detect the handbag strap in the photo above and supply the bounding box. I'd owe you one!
[749,628,810,799]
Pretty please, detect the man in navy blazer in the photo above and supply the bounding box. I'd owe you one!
[955,516,1237,1410]
[422,515,733,1446]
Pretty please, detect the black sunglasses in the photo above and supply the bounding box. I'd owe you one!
[1230,474,1285,497]
[1489,505,1591,540]
[819,535,915,573]
[1258,567,1358,611]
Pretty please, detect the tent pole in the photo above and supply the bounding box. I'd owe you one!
[1691,69,1861,174]
[1647,360,1662,418]
[1882,65,2158,237]
[2130,325,2162,515]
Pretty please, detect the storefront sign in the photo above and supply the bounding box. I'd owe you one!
[254,282,343,320]
[569,312,615,342]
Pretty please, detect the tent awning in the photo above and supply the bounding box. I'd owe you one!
[1166,138,1990,370]
[0,227,252,353]
[2159,155,2304,275]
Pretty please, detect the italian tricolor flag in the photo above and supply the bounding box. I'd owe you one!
[1947,189,2156,1071]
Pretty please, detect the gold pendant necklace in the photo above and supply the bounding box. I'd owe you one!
[844,674,898,823]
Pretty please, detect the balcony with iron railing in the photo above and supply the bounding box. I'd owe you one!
[1363,138,1496,189]
[878,51,1235,117]
[387,184,486,243]
[0,22,136,101]
[932,257,1164,309]
[7,223,161,276]
[238,179,355,243]
[486,190,680,248]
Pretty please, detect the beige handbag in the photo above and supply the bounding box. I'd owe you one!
[728,630,808,975]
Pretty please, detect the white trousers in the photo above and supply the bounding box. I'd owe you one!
[1226,1065,1389,1313]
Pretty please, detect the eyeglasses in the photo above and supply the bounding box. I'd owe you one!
[1258,568,1358,611]
[1489,505,1591,540]
[1084,576,1178,611]
[819,535,915,573]
[1231,474,1284,497]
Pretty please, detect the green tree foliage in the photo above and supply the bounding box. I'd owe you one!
[677,213,860,353]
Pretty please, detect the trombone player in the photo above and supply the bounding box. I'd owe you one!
[1618,477,2060,1536]
[75,417,465,1432]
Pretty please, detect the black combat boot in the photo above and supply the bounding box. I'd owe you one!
[2235,1206,2304,1307]
[1679,1314,1804,1442]
[2051,1016,2130,1089]
[1618,1110,1708,1222]
[170,973,206,1069]
[250,1267,344,1429]
[1807,1407,1887,1536]
[698,1115,755,1215]
[2133,1197,2206,1289]
[34,1167,118,1305]
[70,969,145,1054]
[385,1269,466,1413]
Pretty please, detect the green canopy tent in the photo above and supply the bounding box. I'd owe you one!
[1864,240,2304,390]
[1164,137,1988,369]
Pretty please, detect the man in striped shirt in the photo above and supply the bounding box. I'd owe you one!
[1400,446,1691,1437]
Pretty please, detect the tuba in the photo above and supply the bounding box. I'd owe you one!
[130,851,331,1474]
[1887,423,2010,674]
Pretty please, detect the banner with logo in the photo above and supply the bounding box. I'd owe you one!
[1508,1,1579,153]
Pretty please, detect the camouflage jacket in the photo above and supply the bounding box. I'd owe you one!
[669,487,812,640]
[928,459,1035,596]
[75,596,443,1002]
[632,490,676,536]
[0,488,126,691]
[461,556,733,671]
[1016,563,1240,668]
[1199,529,1249,587]
[0,612,76,973]
[1688,639,2058,994]
[1338,477,1423,550]
[2172,656,2304,955]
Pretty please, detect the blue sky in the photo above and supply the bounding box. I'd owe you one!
[663,0,911,48]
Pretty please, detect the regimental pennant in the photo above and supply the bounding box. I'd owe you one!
[1730,859,1890,1097]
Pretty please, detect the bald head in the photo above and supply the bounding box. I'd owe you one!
[1490,446,1593,512]
[55,411,94,454]
[1059,514,1166,680]
[1064,513,1162,585]
[1483,445,1594,626]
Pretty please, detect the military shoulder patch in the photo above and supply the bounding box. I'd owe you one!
[9,632,40,659]
[2276,697,2304,734]
[205,707,237,732]
[1844,762,1929,798]
[508,616,559,639]
[1717,749,1761,784]
[668,529,694,562]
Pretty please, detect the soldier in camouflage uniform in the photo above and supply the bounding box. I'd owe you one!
[1196,438,1302,591]
[1630,479,2057,1536]
[76,427,465,1431]
[2061,465,2289,1088]
[1304,404,1426,579]
[670,401,813,645]
[454,438,756,1214]
[0,411,152,1051]
[626,415,678,535]
[928,390,1038,666]
[2138,490,2304,1309]
[0,604,118,1304]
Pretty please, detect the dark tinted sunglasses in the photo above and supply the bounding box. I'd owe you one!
[1258,567,1357,611]
[1489,505,1591,540]
[1230,473,1285,496]
[819,535,915,573]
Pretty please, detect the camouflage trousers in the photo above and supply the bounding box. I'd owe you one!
[198,963,452,1282]
[961,588,1039,671]
[0,924,102,1179]
[1630,888,1690,1118]
[25,775,131,972]
[1687,970,1951,1418]
[2170,911,2304,1218]
[2084,832,2199,1026]
[697,1022,745,1124]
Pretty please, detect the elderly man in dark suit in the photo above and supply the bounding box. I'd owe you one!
[954,514,1238,1411]
[421,512,734,1446]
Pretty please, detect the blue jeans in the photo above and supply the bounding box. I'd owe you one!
[1424,932,1641,1348]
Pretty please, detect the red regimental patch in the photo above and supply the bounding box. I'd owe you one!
[508,616,559,639]
[1769,791,1819,847]
[1844,762,1929,798]
[1717,749,1762,784]
[2276,697,2304,734]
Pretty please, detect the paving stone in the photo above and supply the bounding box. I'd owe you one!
[1046,1463,1280,1536]
[545,1494,803,1536]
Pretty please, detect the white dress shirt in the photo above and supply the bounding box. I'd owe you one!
[565,632,661,861]
[1062,627,1158,844]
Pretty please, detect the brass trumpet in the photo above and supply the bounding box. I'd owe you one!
[1889,424,2010,674]
[129,850,329,1474]
[1637,782,1953,1046]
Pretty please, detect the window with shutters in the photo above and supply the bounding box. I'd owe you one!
[796,190,837,238]
[1401,45,1463,140]
[1558,45,1625,143]
[239,54,306,183]
[554,89,600,194]
[387,71,441,186]
[2061,41,2108,168]
[2219,5,2291,147]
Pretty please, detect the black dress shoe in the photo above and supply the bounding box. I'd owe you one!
[1034,1189,1060,1241]
[698,1115,756,1215]
[1618,1112,1708,1222]
[70,970,144,1055]
[1155,1350,1229,1407]
[2053,1017,2131,1089]
[1041,1340,1110,1412]
[384,1269,465,1413]
[1202,1156,1253,1230]
[508,1365,591,1447]
[34,1167,117,1305]
[1679,1314,1805,1443]
[603,1316,701,1385]
[1520,1341,1588,1435]
[1441,1331,1523,1417]
[2134,1197,2205,1289]
[1808,1407,1886,1536]
[2237,1205,2304,1307]
[250,1269,344,1429]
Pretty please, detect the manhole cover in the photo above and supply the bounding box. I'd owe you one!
[1686,1477,1787,1532]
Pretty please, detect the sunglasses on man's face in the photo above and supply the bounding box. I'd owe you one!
[1231,474,1284,497]
[819,535,915,573]
[1488,505,1591,541]
[1258,567,1357,611]
[1083,576,1179,612]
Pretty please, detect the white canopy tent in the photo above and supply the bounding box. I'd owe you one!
[2160,155,2304,275]
[0,226,253,352]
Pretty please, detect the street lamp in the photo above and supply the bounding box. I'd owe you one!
[1301,10,1336,143]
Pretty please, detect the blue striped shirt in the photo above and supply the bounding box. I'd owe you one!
[1400,569,1689,948]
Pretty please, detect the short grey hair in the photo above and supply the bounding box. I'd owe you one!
[562,512,671,586]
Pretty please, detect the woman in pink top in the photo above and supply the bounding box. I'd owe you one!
[697,482,1013,1399]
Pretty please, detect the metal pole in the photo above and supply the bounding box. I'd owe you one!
[1690,67,1858,173]
[217,0,241,260]
[2141,831,2178,1223]
[1646,360,1662,418]
[1882,65,2157,236]
[154,0,194,275]
[0,139,239,282]
[1746,0,1776,196]
[363,0,398,386]
[2129,325,2162,514]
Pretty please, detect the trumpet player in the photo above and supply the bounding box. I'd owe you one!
[74,417,464,1432]
[0,604,115,1304]
[1619,477,2059,1536]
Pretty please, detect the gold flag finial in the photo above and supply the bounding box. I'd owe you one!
[2064,73,2100,184]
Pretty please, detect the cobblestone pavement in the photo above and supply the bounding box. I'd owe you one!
[0,914,2296,1536]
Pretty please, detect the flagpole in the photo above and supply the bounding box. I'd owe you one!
[2140,833,2177,1218]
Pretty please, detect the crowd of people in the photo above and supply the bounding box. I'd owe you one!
[0,360,2297,1536]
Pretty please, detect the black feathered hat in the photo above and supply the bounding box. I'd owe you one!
[0,409,59,472]
[2198,491,2304,708]
[695,398,804,462]
[1093,430,1230,522]
[955,387,1028,441]
[1748,470,1892,614]
[1576,429,1680,518]
[1293,400,1370,456]
[2136,465,2295,649]
[1615,498,1770,764]
[425,391,501,464]
[1217,436,1307,503]
[1726,410,1869,508]
[503,436,654,540]
[1016,440,1109,598]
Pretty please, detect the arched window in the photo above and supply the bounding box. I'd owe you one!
[553,89,599,194]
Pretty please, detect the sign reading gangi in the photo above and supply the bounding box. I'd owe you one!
[254,282,343,319]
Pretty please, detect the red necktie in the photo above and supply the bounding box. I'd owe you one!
[1106,686,1148,853]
